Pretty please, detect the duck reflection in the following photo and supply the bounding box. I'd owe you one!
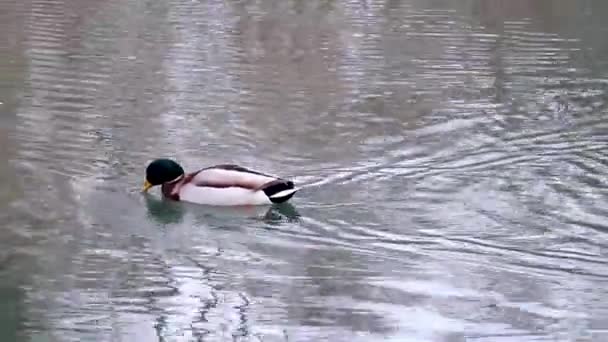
[262,202,301,224]
[144,193,301,226]
[143,193,187,225]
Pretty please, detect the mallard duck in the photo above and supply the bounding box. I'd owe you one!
[142,159,297,206]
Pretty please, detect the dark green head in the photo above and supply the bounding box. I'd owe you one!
[143,159,185,192]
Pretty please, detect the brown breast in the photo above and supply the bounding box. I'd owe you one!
[160,171,201,201]
[161,182,179,201]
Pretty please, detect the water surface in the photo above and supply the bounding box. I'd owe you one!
[1,0,608,341]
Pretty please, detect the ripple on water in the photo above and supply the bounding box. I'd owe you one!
[16,0,110,179]
[5,0,608,341]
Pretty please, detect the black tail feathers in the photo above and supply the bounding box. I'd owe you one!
[261,180,297,203]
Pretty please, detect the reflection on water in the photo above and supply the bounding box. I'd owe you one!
[145,193,300,226]
[144,194,186,225]
[2,0,608,341]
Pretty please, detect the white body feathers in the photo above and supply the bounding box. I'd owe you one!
[179,184,273,206]
[167,166,297,206]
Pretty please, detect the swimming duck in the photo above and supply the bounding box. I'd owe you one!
[142,159,297,206]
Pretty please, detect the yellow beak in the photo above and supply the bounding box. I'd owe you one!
[142,179,153,192]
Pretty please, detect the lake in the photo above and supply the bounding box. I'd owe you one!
[1,0,608,341]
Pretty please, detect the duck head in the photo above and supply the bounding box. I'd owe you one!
[143,159,185,192]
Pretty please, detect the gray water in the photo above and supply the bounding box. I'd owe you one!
[1,0,608,341]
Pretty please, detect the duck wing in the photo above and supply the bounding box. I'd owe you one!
[185,164,297,204]
[188,164,280,190]
[172,165,295,205]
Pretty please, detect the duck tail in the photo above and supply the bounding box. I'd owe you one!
[261,179,297,203]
